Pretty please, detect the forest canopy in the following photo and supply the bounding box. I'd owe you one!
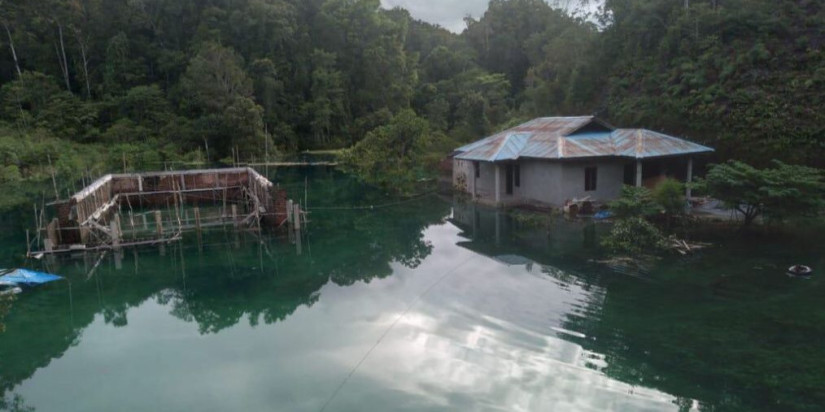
[0,0,823,202]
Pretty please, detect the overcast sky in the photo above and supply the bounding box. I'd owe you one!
[380,0,489,33]
[380,1,600,33]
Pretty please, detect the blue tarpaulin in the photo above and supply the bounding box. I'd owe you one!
[593,210,614,220]
[0,268,63,285]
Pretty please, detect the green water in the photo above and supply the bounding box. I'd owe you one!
[2,168,825,411]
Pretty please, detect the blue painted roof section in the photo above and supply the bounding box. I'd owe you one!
[0,268,63,285]
[454,117,713,161]
[492,133,530,161]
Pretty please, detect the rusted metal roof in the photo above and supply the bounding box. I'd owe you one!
[454,117,713,162]
[611,129,713,159]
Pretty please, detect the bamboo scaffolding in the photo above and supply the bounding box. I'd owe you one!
[33,167,287,256]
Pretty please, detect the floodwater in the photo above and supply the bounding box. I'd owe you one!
[1,168,825,412]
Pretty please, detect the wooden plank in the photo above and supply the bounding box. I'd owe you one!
[79,194,119,227]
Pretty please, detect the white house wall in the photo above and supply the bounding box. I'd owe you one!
[453,159,473,192]
[452,159,499,202]
[517,159,563,205]
[557,160,625,204]
[453,158,627,207]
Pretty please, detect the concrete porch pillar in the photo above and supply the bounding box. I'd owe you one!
[635,160,643,187]
[494,163,501,205]
[686,157,694,199]
[472,162,477,200]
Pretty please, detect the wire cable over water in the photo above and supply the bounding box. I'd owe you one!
[318,254,477,412]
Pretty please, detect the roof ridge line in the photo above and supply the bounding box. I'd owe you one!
[636,129,644,159]
[491,133,513,161]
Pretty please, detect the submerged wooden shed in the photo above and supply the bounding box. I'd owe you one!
[40,167,288,254]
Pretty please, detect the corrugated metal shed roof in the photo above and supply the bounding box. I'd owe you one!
[454,117,713,162]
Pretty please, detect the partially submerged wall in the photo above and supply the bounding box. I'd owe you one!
[452,158,628,207]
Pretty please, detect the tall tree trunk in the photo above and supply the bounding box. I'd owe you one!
[76,32,91,98]
[57,22,71,92]
[2,20,21,79]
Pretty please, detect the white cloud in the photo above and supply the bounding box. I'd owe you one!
[381,1,604,33]
[380,0,490,33]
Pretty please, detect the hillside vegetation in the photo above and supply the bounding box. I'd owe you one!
[0,0,822,198]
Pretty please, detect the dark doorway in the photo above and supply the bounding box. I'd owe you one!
[624,163,636,185]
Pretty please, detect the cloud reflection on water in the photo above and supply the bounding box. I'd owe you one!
[324,223,678,411]
[9,214,683,411]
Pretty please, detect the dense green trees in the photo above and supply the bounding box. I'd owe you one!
[599,0,825,165]
[341,109,436,193]
[0,0,822,203]
[699,160,825,226]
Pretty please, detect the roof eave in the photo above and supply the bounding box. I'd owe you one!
[634,148,715,160]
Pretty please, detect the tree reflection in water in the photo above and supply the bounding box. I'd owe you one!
[0,186,449,400]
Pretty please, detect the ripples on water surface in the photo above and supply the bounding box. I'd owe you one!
[1,169,824,411]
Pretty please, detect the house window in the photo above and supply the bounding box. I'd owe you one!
[474,161,480,178]
[585,167,597,191]
[514,164,520,187]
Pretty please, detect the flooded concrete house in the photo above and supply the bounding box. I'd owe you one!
[452,116,713,208]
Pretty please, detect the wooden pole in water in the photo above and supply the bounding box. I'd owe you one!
[56,216,62,244]
[264,124,269,178]
[293,203,301,230]
[155,210,163,236]
[286,199,293,224]
[172,179,182,230]
[222,186,228,218]
[194,207,201,231]
[46,219,57,252]
[115,213,122,239]
[110,218,121,250]
[129,211,136,239]
[26,229,30,256]
[231,204,238,226]
[33,203,41,249]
